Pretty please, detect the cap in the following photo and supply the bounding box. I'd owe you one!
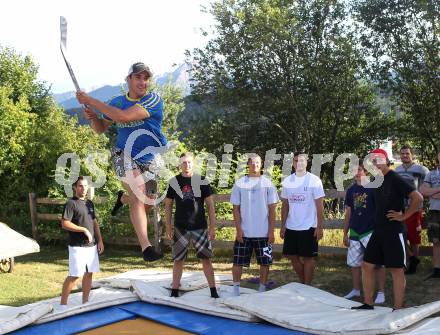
[370,148,389,160]
[127,62,152,78]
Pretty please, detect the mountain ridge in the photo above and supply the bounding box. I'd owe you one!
[55,63,190,109]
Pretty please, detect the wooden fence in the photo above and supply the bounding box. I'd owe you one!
[28,191,432,256]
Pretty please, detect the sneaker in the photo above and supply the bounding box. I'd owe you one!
[265,281,277,290]
[405,256,420,275]
[351,303,374,310]
[344,289,361,299]
[210,287,220,298]
[374,291,385,304]
[111,190,124,216]
[57,304,69,312]
[142,246,162,262]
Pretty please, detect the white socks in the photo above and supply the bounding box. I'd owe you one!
[233,282,267,295]
[343,289,385,304]
[233,282,240,296]
[344,289,361,299]
[375,291,385,304]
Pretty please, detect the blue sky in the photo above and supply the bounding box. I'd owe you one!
[0,0,214,93]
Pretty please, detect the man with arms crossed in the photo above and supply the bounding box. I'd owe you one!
[353,149,422,310]
[343,162,386,304]
[77,62,166,262]
[420,150,440,279]
[230,154,279,295]
[280,152,325,285]
[164,152,219,298]
[60,176,104,306]
[395,145,429,274]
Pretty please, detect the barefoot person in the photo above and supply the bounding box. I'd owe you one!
[164,152,219,298]
[343,162,386,304]
[60,176,104,306]
[352,149,422,310]
[230,154,279,295]
[76,62,166,261]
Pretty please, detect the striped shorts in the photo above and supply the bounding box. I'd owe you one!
[172,228,213,261]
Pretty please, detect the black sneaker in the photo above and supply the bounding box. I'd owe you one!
[142,246,162,262]
[210,287,220,298]
[405,256,420,275]
[111,191,124,216]
[351,303,374,310]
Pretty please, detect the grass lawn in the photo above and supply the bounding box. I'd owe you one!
[0,243,439,309]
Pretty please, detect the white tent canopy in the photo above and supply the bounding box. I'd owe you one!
[0,222,39,259]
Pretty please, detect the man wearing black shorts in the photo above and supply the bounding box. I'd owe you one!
[353,149,422,310]
[280,152,325,285]
[164,152,219,298]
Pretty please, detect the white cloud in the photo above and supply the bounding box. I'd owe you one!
[0,0,214,93]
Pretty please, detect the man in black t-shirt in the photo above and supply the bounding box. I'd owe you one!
[60,176,104,307]
[164,152,219,298]
[352,149,422,311]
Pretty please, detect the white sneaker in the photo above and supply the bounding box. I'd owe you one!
[344,289,361,299]
[374,292,385,304]
[57,304,69,312]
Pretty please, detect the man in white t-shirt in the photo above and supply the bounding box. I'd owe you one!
[230,154,279,295]
[280,152,325,285]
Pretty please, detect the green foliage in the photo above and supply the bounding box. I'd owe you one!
[183,0,391,183]
[0,46,111,234]
[353,0,440,162]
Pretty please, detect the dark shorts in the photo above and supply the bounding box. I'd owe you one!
[110,147,159,195]
[363,227,406,268]
[404,211,422,245]
[282,228,318,258]
[172,227,213,261]
[233,237,273,267]
[427,210,440,244]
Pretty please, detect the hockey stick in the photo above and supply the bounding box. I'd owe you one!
[60,16,81,91]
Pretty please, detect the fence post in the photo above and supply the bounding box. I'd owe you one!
[150,206,162,253]
[29,193,38,240]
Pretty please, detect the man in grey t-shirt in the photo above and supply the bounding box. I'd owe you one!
[395,145,429,274]
[420,150,440,279]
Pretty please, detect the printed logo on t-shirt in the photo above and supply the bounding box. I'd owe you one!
[116,120,144,128]
[289,193,306,203]
[353,192,368,210]
[182,185,194,201]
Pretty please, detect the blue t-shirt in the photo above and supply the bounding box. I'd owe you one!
[345,183,375,238]
[105,92,167,163]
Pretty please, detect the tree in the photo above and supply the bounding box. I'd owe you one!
[0,46,110,232]
[184,0,392,185]
[354,0,440,162]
